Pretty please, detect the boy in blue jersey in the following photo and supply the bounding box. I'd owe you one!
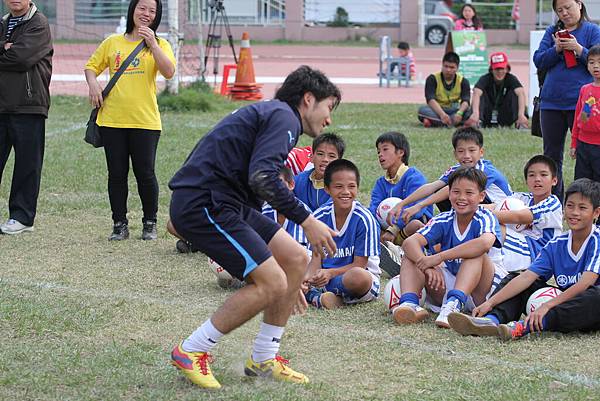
[370,132,433,245]
[293,133,345,211]
[448,179,600,340]
[393,167,507,328]
[388,127,512,225]
[262,166,310,251]
[304,159,381,309]
[168,66,341,389]
[493,155,562,272]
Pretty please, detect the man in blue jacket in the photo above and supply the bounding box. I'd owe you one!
[168,65,341,389]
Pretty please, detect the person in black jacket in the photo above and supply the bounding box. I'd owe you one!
[0,0,53,235]
[168,66,341,389]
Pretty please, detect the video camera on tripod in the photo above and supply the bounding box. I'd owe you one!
[203,0,237,80]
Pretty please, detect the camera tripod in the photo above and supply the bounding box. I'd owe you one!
[203,0,237,81]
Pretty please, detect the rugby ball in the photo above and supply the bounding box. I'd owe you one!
[383,275,425,312]
[376,197,403,229]
[495,197,528,231]
[526,287,562,315]
[208,258,243,289]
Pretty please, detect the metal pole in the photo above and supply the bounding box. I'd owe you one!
[418,0,425,47]
[166,0,179,94]
[198,0,206,81]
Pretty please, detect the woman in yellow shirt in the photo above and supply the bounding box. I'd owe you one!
[84,0,176,241]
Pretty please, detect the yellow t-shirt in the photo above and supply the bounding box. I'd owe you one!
[85,34,176,131]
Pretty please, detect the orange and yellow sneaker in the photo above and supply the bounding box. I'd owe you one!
[498,320,527,341]
[244,355,309,384]
[171,343,221,389]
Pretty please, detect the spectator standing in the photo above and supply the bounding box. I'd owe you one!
[85,0,176,241]
[0,0,53,235]
[454,4,483,31]
[533,0,600,202]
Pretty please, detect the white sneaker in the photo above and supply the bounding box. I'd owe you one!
[0,219,34,235]
[435,299,461,329]
[392,302,429,324]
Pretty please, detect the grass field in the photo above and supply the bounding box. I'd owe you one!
[1,96,598,401]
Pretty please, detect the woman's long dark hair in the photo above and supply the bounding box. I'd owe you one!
[552,0,589,31]
[126,0,163,34]
[460,4,482,29]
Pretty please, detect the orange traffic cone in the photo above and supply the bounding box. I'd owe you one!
[230,32,263,101]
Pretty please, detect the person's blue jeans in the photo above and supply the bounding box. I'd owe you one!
[417,105,471,127]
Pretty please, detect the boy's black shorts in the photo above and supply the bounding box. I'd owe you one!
[170,189,280,280]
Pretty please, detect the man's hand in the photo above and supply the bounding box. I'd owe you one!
[440,113,452,126]
[569,147,577,159]
[401,204,421,224]
[309,268,333,288]
[516,114,529,129]
[472,300,493,317]
[452,113,463,126]
[424,267,444,292]
[464,114,479,128]
[302,216,337,259]
[381,231,395,243]
[4,42,12,51]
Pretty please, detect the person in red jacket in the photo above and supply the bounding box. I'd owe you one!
[571,44,600,184]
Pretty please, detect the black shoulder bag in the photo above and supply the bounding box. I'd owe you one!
[85,40,146,147]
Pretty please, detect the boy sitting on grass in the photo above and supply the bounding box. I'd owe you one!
[388,127,512,226]
[493,155,562,273]
[393,167,507,328]
[304,159,381,309]
[449,179,600,340]
[294,133,345,211]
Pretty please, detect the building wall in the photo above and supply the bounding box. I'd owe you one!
[50,0,537,45]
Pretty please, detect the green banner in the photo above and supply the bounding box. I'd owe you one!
[447,31,488,86]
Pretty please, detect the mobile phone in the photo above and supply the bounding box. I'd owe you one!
[557,29,571,39]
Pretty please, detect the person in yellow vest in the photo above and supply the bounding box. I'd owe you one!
[418,52,471,128]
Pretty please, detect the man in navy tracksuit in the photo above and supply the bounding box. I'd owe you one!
[168,66,341,389]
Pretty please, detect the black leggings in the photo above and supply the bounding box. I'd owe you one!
[540,109,575,203]
[100,127,160,224]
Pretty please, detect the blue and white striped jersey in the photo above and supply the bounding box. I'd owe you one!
[503,193,563,272]
[313,200,381,275]
[528,227,600,291]
[262,200,310,248]
[417,207,503,275]
[439,159,512,203]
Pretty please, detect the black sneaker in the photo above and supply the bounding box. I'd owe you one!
[142,220,157,240]
[176,239,193,253]
[109,221,129,241]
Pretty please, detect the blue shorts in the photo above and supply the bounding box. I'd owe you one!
[170,189,280,280]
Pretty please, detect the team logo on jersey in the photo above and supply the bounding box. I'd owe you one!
[556,273,581,288]
[288,130,294,144]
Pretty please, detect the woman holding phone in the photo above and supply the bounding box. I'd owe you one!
[533,0,600,202]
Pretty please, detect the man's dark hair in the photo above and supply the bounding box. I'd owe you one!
[275,65,341,109]
[397,41,410,51]
[375,132,410,165]
[523,155,558,180]
[126,0,163,33]
[448,166,487,192]
[324,159,360,188]
[451,127,484,149]
[279,166,294,185]
[443,51,460,66]
[565,178,600,209]
[312,132,346,158]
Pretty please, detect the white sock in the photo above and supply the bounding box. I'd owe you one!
[251,322,284,363]
[182,319,224,353]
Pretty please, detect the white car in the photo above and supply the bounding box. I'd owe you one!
[425,0,457,45]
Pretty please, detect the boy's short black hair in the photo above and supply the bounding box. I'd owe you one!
[279,166,294,185]
[588,44,600,59]
[565,178,600,209]
[443,51,460,66]
[451,127,484,149]
[324,159,360,188]
[448,166,487,192]
[375,132,410,165]
[312,132,346,158]
[275,65,341,109]
[397,41,410,51]
[523,154,558,179]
